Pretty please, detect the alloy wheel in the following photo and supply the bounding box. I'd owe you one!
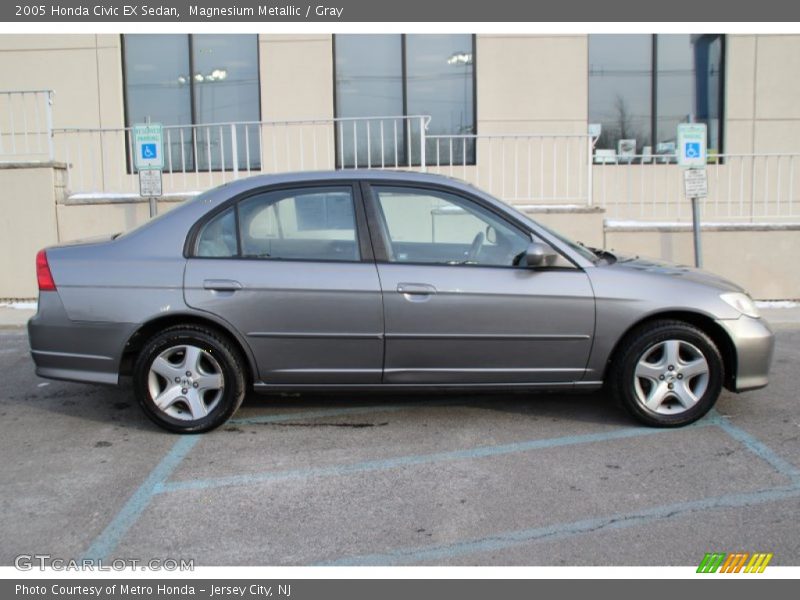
[147,344,225,421]
[632,339,710,415]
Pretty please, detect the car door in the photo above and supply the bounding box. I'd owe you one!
[184,183,384,385]
[363,183,595,385]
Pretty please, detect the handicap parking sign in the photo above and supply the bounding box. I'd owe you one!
[133,124,164,169]
[677,124,707,167]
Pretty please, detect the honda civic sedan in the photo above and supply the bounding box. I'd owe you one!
[28,171,774,433]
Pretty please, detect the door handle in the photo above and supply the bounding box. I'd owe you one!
[397,283,437,295]
[203,279,243,292]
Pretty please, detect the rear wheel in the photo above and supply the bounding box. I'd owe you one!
[133,325,246,433]
[607,320,723,427]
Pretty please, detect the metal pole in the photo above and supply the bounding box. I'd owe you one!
[149,196,157,218]
[691,195,702,268]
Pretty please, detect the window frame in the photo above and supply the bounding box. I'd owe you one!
[331,34,478,168]
[186,182,374,264]
[120,33,262,174]
[588,33,726,163]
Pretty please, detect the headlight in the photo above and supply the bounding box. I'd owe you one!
[721,292,760,318]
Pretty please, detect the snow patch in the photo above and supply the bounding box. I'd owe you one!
[755,300,799,309]
[0,301,37,310]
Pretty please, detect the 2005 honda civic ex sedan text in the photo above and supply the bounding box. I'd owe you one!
[28,171,774,433]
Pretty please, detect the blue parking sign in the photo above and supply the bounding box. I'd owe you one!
[677,124,707,167]
[132,124,164,169]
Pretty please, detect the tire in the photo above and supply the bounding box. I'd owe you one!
[607,319,724,427]
[133,325,246,433]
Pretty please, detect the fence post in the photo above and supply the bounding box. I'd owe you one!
[45,91,55,162]
[230,123,239,179]
[419,116,427,173]
[586,135,594,206]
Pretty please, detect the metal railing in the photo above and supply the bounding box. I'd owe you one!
[0,90,54,162]
[52,115,431,196]
[9,98,796,223]
[427,133,595,206]
[594,153,800,222]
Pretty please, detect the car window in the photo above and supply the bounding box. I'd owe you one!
[196,208,238,257]
[372,186,530,267]
[237,187,359,261]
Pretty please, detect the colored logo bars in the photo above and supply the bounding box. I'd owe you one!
[697,552,773,573]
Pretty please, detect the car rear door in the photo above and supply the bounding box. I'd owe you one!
[363,182,595,385]
[184,182,384,385]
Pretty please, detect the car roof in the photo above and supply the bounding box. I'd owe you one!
[202,169,478,201]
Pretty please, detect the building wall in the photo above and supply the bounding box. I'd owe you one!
[1,34,799,299]
[725,34,800,155]
[3,33,798,151]
[0,34,124,130]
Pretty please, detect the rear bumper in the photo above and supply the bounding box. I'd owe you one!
[716,315,775,392]
[27,292,133,385]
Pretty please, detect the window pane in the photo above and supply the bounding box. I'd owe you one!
[238,187,359,261]
[334,35,404,167]
[196,208,237,257]
[192,34,260,170]
[123,34,192,171]
[589,35,652,158]
[406,34,475,165]
[656,34,722,155]
[374,187,529,266]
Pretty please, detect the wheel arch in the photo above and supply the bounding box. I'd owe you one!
[604,310,737,391]
[119,312,258,386]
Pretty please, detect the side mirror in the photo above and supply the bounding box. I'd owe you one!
[521,241,558,267]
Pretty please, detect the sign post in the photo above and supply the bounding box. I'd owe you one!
[132,123,164,217]
[677,123,707,267]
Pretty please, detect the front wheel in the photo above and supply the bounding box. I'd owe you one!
[607,320,724,427]
[133,325,246,433]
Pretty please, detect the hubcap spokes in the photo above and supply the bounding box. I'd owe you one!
[633,339,709,415]
[147,345,224,421]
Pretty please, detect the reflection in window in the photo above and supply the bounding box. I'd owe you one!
[374,187,529,267]
[334,34,476,167]
[589,34,724,162]
[588,35,652,156]
[238,187,359,261]
[196,208,238,258]
[123,34,260,171]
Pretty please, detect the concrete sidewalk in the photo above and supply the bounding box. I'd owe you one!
[0,306,34,328]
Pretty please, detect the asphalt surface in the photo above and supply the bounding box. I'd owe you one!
[0,318,798,567]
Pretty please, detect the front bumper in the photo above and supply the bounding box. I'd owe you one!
[716,315,775,392]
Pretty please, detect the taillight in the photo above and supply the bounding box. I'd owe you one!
[36,249,56,292]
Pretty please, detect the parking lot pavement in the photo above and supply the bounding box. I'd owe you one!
[0,320,798,567]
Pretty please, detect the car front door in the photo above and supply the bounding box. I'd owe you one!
[363,183,595,385]
[184,183,384,385]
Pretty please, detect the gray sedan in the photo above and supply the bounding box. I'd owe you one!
[28,171,774,433]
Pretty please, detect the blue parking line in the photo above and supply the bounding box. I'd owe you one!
[157,421,715,494]
[710,410,800,482]
[81,403,432,561]
[83,403,796,563]
[319,483,800,566]
[81,435,201,561]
